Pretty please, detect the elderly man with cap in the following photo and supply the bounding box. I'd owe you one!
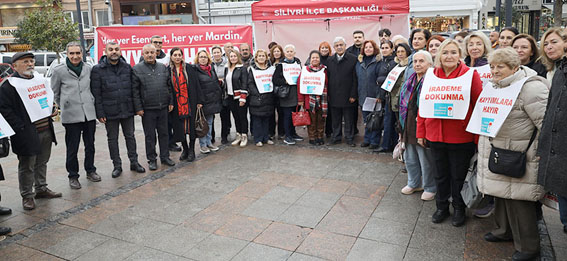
[0,52,62,211]
[51,42,100,189]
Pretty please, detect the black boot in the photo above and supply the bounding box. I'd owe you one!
[187,149,196,162]
[432,208,450,223]
[179,150,189,161]
[452,208,466,227]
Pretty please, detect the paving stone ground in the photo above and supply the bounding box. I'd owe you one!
[0,118,564,261]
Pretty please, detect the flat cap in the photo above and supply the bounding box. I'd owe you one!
[11,52,34,63]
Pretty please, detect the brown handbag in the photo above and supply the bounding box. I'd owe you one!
[195,107,209,138]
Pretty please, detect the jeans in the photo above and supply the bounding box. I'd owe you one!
[361,110,381,145]
[381,104,397,150]
[404,143,437,193]
[63,120,96,178]
[18,130,53,198]
[142,109,169,162]
[269,106,285,137]
[199,115,215,147]
[559,195,567,227]
[252,115,270,143]
[281,106,297,139]
[105,117,139,168]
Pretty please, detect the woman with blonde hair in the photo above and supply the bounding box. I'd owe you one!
[540,28,566,81]
[464,31,493,67]
[224,49,249,147]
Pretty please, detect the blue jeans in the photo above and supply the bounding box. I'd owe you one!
[252,115,270,143]
[199,115,214,147]
[404,143,437,193]
[559,195,567,227]
[361,110,381,145]
[381,105,397,150]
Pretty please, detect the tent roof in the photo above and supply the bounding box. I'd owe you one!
[251,0,409,21]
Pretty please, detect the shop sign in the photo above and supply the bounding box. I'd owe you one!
[0,27,16,39]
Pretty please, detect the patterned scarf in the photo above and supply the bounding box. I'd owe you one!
[307,65,329,117]
[172,64,190,118]
[399,72,423,130]
[200,64,212,77]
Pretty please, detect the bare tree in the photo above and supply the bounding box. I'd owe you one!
[554,0,564,27]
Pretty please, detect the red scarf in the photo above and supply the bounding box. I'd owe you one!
[172,64,190,118]
[200,64,212,77]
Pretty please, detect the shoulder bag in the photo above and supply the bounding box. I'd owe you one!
[195,107,209,138]
[274,85,290,99]
[488,129,537,178]
[461,153,490,209]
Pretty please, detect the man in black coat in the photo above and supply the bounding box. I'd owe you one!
[327,37,358,146]
[133,44,175,171]
[91,42,146,178]
[0,52,62,211]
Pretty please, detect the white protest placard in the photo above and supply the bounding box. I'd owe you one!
[466,77,528,137]
[418,68,474,120]
[299,67,326,95]
[381,65,406,92]
[282,63,302,85]
[251,66,276,94]
[475,64,492,87]
[0,113,15,139]
[8,72,54,122]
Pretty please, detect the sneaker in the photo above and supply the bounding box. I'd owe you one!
[200,146,211,154]
[401,186,424,195]
[473,203,495,218]
[292,135,304,141]
[240,134,248,147]
[208,144,219,152]
[231,133,242,146]
[283,137,296,145]
[69,178,81,189]
[266,139,274,145]
[256,142,263,147]
[421,191,436,201]
[360,142,370,147]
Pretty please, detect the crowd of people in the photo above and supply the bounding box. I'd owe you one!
[0,26,565,260]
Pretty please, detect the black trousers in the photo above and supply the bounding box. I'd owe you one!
[220,104,232,140]
[63,120,96,178]
[325,106,334,137]
[228,99,249,134]
[269,106,285,137]
[180,118,197,152]
[430,142,476,210]
[105,117,138,169]
[142,109,169,162]
[330,106,355,142]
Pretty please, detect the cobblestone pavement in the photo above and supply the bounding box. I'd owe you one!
[0,118,564,260]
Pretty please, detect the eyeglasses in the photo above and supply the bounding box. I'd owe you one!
[198,56,208,59]
[152,41,163,44]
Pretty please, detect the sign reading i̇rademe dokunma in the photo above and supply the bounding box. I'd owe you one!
[299,67,326,95]
[8,72,54,123]
[418,68,473,120]
[466,77,528,137]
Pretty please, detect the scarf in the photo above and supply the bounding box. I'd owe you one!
[66,57,83,77]
[172,64,190,118]
[200,64,212,77]
[307,65,329,117]
[399,72,424,130]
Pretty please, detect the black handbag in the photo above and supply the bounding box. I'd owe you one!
[274,85,290,99]
[365,107,384,132]
[0,138,9,158]
[488,129,537,178]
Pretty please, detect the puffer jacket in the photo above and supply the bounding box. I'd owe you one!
[477,67,549,201]
[195,64,222,116]
[355,55,384,107]
[132,61,173,111]
[247,61,275,117]
[90,56,136,120]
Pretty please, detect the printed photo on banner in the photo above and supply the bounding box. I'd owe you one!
[381,65,405,92]
[418,68,473,119]
[0,113,15,139]
[252,66,276,94]
[466,77,528,137]
[299,67,325,95]
[8,72,54,123]
[282,63,302,85]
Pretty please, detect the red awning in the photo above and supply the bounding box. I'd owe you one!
[251,0,409,21]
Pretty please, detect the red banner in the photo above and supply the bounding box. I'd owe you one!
[252,0,409,21]
[95,25,253,66]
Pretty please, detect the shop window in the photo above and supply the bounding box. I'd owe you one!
[96,9,110,26]
[65,11,91,30]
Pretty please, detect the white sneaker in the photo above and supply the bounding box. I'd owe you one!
[231,133,242,146]
[240,134,248,147]
[256,142,263,147]
[421,191,436,201]
[267,140,274,145]
[199,146,211,154]
[401,186,424,195]
[208,144,219,152]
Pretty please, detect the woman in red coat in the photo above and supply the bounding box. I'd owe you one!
[416,39,482,227]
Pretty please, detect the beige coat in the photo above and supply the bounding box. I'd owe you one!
[477,66,549,202]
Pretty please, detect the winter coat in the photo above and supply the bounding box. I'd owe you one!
[416,62,483,144]
[464,56,488,67]
[90,56,136,120]
[326,53,358,107]
[346,45,361,57]
[132,61,173,111]
[477,67,549,201]
[355,55,384,107]
[273,57,301,108]
[212,59,227,80]
[51,60,96,124]
[247,62,275,117]
[195,64,222,116]
[526,59,547,78]
[223,64,248,103]
[538,57,567,197]
[0,72,57,156]
[390,57,409,113]
[168,63,204,142]
[377,55,397,87]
